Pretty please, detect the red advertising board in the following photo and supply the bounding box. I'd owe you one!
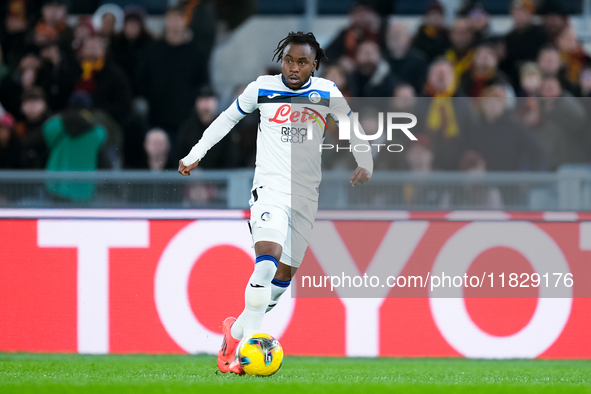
[0,210,590,359]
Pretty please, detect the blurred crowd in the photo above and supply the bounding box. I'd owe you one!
[0,0,591,184]
[0,0,222,176]
[321,0,591,174]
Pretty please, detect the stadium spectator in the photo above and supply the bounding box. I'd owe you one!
[401,134,454,208]
[324,5,384,73]
[406,134,433,173]
[136,6,210,141]
[459,150,486,173]
[576,67,591,161]
[458,150,503,209]
[540,1,568,42]
[143,128,174,171]
[4,34,79,115]
[0,52,41,118]
[17,87,50,169]
[576,66,591,97]
[0,44,8,88]
[69,0,102,15]
[469,85,545,171]
[536,76,587,169]
[501,0,548,88]
[66,91,124,170]
[389,83,420,170]
[411,1,450,62]
[0,0,42,65]
[324,65,352,97]
[349,40,398,97]
[423,58,464,97]
[391,83,417,112]
[537,45,575,94]
[0,105,21,169]
[177,86,239,169]
[180,0,218,65]
[556,28,590,90]
[465,4,492,43]
[445,19,476,84]
[460,43,513,98]
[372,85,418,171]
[110,6,153,95]
[127,127,183,205]
[517,62,542,97]
[36,0,74,54]
[384,22,428,93]
[32,21,58,49]
[92,3,124,42]
[37,40,81,112]
[74,34,132,124]
[422,59,474,170]
[43,106,106,200]
[72,16,95,56]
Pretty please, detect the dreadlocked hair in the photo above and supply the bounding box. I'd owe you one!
[272,31,328,74]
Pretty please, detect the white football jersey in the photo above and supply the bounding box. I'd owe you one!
[182,74,373,201]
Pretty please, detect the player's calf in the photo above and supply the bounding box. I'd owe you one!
[266,277,290,312]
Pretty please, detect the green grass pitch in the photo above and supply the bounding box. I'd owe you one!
[0,353,589,393]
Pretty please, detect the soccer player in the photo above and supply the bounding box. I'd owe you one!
[178,31,373,374]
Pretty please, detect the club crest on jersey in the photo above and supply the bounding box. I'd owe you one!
[261,212,272,221]
[308,91,321,103]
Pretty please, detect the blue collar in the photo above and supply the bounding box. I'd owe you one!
[281,74,312,90]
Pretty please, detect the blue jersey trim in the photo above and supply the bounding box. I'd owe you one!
[258,89,330,99]
[271,278,291,288]
[255,254,279,268]
[236,99,247,115]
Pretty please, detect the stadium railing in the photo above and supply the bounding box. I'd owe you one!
[0,167,590,211]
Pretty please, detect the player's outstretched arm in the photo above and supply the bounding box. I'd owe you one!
[350,167,372,186]
[177,95,251,176]
[328,83,373,186]
[178,159,200,176]
[348,122,373,186]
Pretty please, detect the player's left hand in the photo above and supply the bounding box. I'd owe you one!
[350,167,371,187]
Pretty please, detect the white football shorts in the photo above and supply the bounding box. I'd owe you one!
[248,186,317,268]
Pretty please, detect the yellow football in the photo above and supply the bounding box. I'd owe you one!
[238,333,283,376]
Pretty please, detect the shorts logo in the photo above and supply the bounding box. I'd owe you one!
[308,91,321,104]
[261,212,272,221]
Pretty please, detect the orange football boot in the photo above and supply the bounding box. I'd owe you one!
[229,359,245,375]
[217,317,241,373]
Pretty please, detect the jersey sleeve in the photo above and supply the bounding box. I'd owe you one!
[327,83,353,119]
[235,79,259,115]
[181,85,260,166]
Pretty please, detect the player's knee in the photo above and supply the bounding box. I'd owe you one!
[254,237,283,259]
